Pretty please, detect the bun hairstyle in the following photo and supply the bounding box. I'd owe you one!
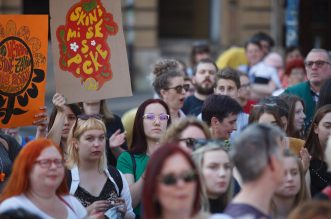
[152,59,180,77]
[152,59,183,97]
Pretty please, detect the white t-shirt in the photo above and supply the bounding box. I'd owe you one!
[0,194,87,219]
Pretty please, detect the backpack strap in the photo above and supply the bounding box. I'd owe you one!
[129,152,136,181]
[104,166,122,196]
[106,166,123,196]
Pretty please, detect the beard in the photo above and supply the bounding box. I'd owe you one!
[195,83,214,95]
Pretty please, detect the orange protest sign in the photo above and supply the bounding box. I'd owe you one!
[50,0,132,104]
[0,15,48,128]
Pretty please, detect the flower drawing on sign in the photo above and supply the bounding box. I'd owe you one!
[70,42,79,52]
[0,20,46,125]
[56,0,119,91]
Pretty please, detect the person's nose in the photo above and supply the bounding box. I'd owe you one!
[153,116,161,125]
[219,167,226,178]
[302,112,306,119]
[49,161,58,169]
[285,173,293,182]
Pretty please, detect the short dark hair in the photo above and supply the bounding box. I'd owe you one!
[192,58,218,76]
[216,68,241,89]
[130,99,171,154]
[251,32,275,48]
[190,41,211,66]
[285,46,303,57]
[244,38,262,50]
[202,94,242,126]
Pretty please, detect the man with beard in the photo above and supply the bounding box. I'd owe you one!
[182,58,217,116]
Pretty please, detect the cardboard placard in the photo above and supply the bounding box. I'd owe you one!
[50,0,132,104]
[0,15,48,128]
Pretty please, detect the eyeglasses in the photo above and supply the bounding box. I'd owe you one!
[143,113,170,121]
[165,84,190,94]
[304,60,331,68]
[159,170,197,186]
[179,138,231,151]
[34,158,64,168]
[77,114,103,120]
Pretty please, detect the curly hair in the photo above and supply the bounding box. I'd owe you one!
[152,59,183,97]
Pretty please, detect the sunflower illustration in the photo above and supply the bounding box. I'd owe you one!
[0,19,46,125]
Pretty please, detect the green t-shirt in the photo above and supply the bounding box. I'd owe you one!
[116,151,149,216]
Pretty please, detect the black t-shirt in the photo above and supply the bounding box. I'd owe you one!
[181,95,204,116]
[224,203,270,219]
[309,158,331,197]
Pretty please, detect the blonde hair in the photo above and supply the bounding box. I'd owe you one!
[192,142,233,211]
[161,117,211,144]
[66,117,107,172]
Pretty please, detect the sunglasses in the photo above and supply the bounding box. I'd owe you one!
[252,103,277,108]
[72,114,104,135]
[179,138,231,151]
[159,170,197,186]
[143,113,170,121]
[166,84,190,94]
[304,60,331,68]
[77,114,103,120]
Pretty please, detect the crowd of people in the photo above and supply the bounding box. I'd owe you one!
[1,31,331,219]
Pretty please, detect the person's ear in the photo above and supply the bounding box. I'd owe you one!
[73,138,79,150]
[192,76,197,85]
[160,89,167,99]
[313,123,319,135]
[211,116,220,127]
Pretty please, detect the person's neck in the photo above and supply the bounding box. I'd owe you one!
[146,140,160,156]
[273,195,295,218]
[78,159,100,172]
[84,103,101,115]
[211,128,226,141]
[170,108,180,121]
[310,82,321,93]
[27,188,57,202]
[60,138,67,150]
[194,92,208,101]
[161,209,191,219]
[238,97,247,108]
[232,180,274,215]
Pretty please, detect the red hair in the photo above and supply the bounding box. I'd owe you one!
[142,143,201,219]
[284,59,305,76]
[0,138,68,202]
